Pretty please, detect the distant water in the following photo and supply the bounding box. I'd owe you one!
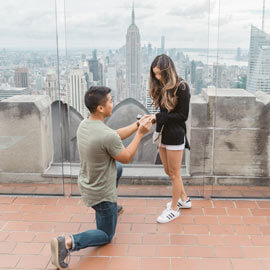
[184,51,248,67]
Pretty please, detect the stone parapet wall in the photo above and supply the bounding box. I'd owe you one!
[0,95,53,173]
[0,90,269,185]
[186,88,270,179]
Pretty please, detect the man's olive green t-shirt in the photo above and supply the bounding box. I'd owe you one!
[76,119,124,207]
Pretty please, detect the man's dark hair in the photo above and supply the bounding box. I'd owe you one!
[84,86,111,113]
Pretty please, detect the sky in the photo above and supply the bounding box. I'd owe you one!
[1,0,269,50]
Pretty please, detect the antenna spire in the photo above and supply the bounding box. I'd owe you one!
[262,0,265,32]
[132,1,135,24]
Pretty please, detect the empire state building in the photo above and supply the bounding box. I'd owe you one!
[126,3,141,100]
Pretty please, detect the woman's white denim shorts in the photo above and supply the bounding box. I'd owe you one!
[160,138,185,151]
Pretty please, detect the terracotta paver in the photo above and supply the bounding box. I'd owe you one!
[202,258,232,270]
[0,195,269,269]
[110,257,140,270]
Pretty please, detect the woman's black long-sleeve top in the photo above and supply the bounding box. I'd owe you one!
[155,82,191,149]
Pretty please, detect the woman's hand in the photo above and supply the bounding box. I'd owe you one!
[138,114,151,125]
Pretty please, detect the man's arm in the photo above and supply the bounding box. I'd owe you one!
[116,115,151,140]
[113,119,152,164]
[116,122,138,140]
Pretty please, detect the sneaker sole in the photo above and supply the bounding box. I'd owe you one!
[50,238,69,270]
[157,214,180,224]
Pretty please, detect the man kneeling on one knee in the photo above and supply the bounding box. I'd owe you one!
[50,86,152,270]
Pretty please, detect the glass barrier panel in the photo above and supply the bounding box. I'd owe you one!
[0,1,66,195]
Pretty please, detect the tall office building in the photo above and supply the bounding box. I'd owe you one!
[126,2,141,100]
[236,48,241,61]
[213,64,224,88]
[147,43,153,58]
[68,68,89,118]
[190,61,197,84]
[106,65,117,101]
[45,73,58,102]
[14,68,29,88]
[247,25,270,93]
[161,35,165,54]
[88,50,104,85]
[36,74,44,92]
[116,70,126,101]
[195,67,204,95]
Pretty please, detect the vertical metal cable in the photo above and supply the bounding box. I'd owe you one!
[216,0,221,68]
[262,0,265,32]
[203,0,212,198]
[55,0,65,194]
[63,0,72,196]
[207,0,211,70]
[211,0,221,188]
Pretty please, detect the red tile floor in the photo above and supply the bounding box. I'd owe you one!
[0,193,270,269]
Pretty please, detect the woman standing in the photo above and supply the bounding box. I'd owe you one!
[149,54,192,223]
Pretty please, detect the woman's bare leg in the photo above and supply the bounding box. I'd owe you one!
[158,147,169,175]
[166,150,187,211]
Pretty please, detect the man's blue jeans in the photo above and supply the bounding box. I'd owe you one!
[71,162,122,251]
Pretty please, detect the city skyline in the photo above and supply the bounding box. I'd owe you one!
[1,0,269,50]
[1,0,268,107]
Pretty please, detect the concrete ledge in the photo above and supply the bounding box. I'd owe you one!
[1,170,269,186]
[0,172,64,184]
[216,177,270,186]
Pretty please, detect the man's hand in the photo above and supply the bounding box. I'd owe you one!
[114,117,153,164]
[150,114,156,124]
[138,117,152,135]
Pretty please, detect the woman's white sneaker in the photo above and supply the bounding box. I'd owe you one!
[157,208,180,223]
[166,197,192,209]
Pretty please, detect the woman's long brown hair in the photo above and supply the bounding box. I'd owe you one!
[149,54,185,111]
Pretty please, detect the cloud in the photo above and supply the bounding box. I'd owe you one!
[17,11,53,28]
[0,0,265,49]
[167,0,214,19]
[209,14,233,28]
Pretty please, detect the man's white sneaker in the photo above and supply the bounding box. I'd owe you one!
[166,197,192,209]
[157,208,180,223]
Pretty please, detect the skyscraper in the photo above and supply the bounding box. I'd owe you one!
[68,68,89,118]
[236,48,241,61]
[195,67,203,95]
[14,68,29,88]
[88,50,104,85]
[106,64,117,101]
[45,72,58,102]
[126,2,141,100]
[247,25,270,94]
[191,61,197,84]
[213,64,224,88]
[147,43,153,58]
[161,35,165,54]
